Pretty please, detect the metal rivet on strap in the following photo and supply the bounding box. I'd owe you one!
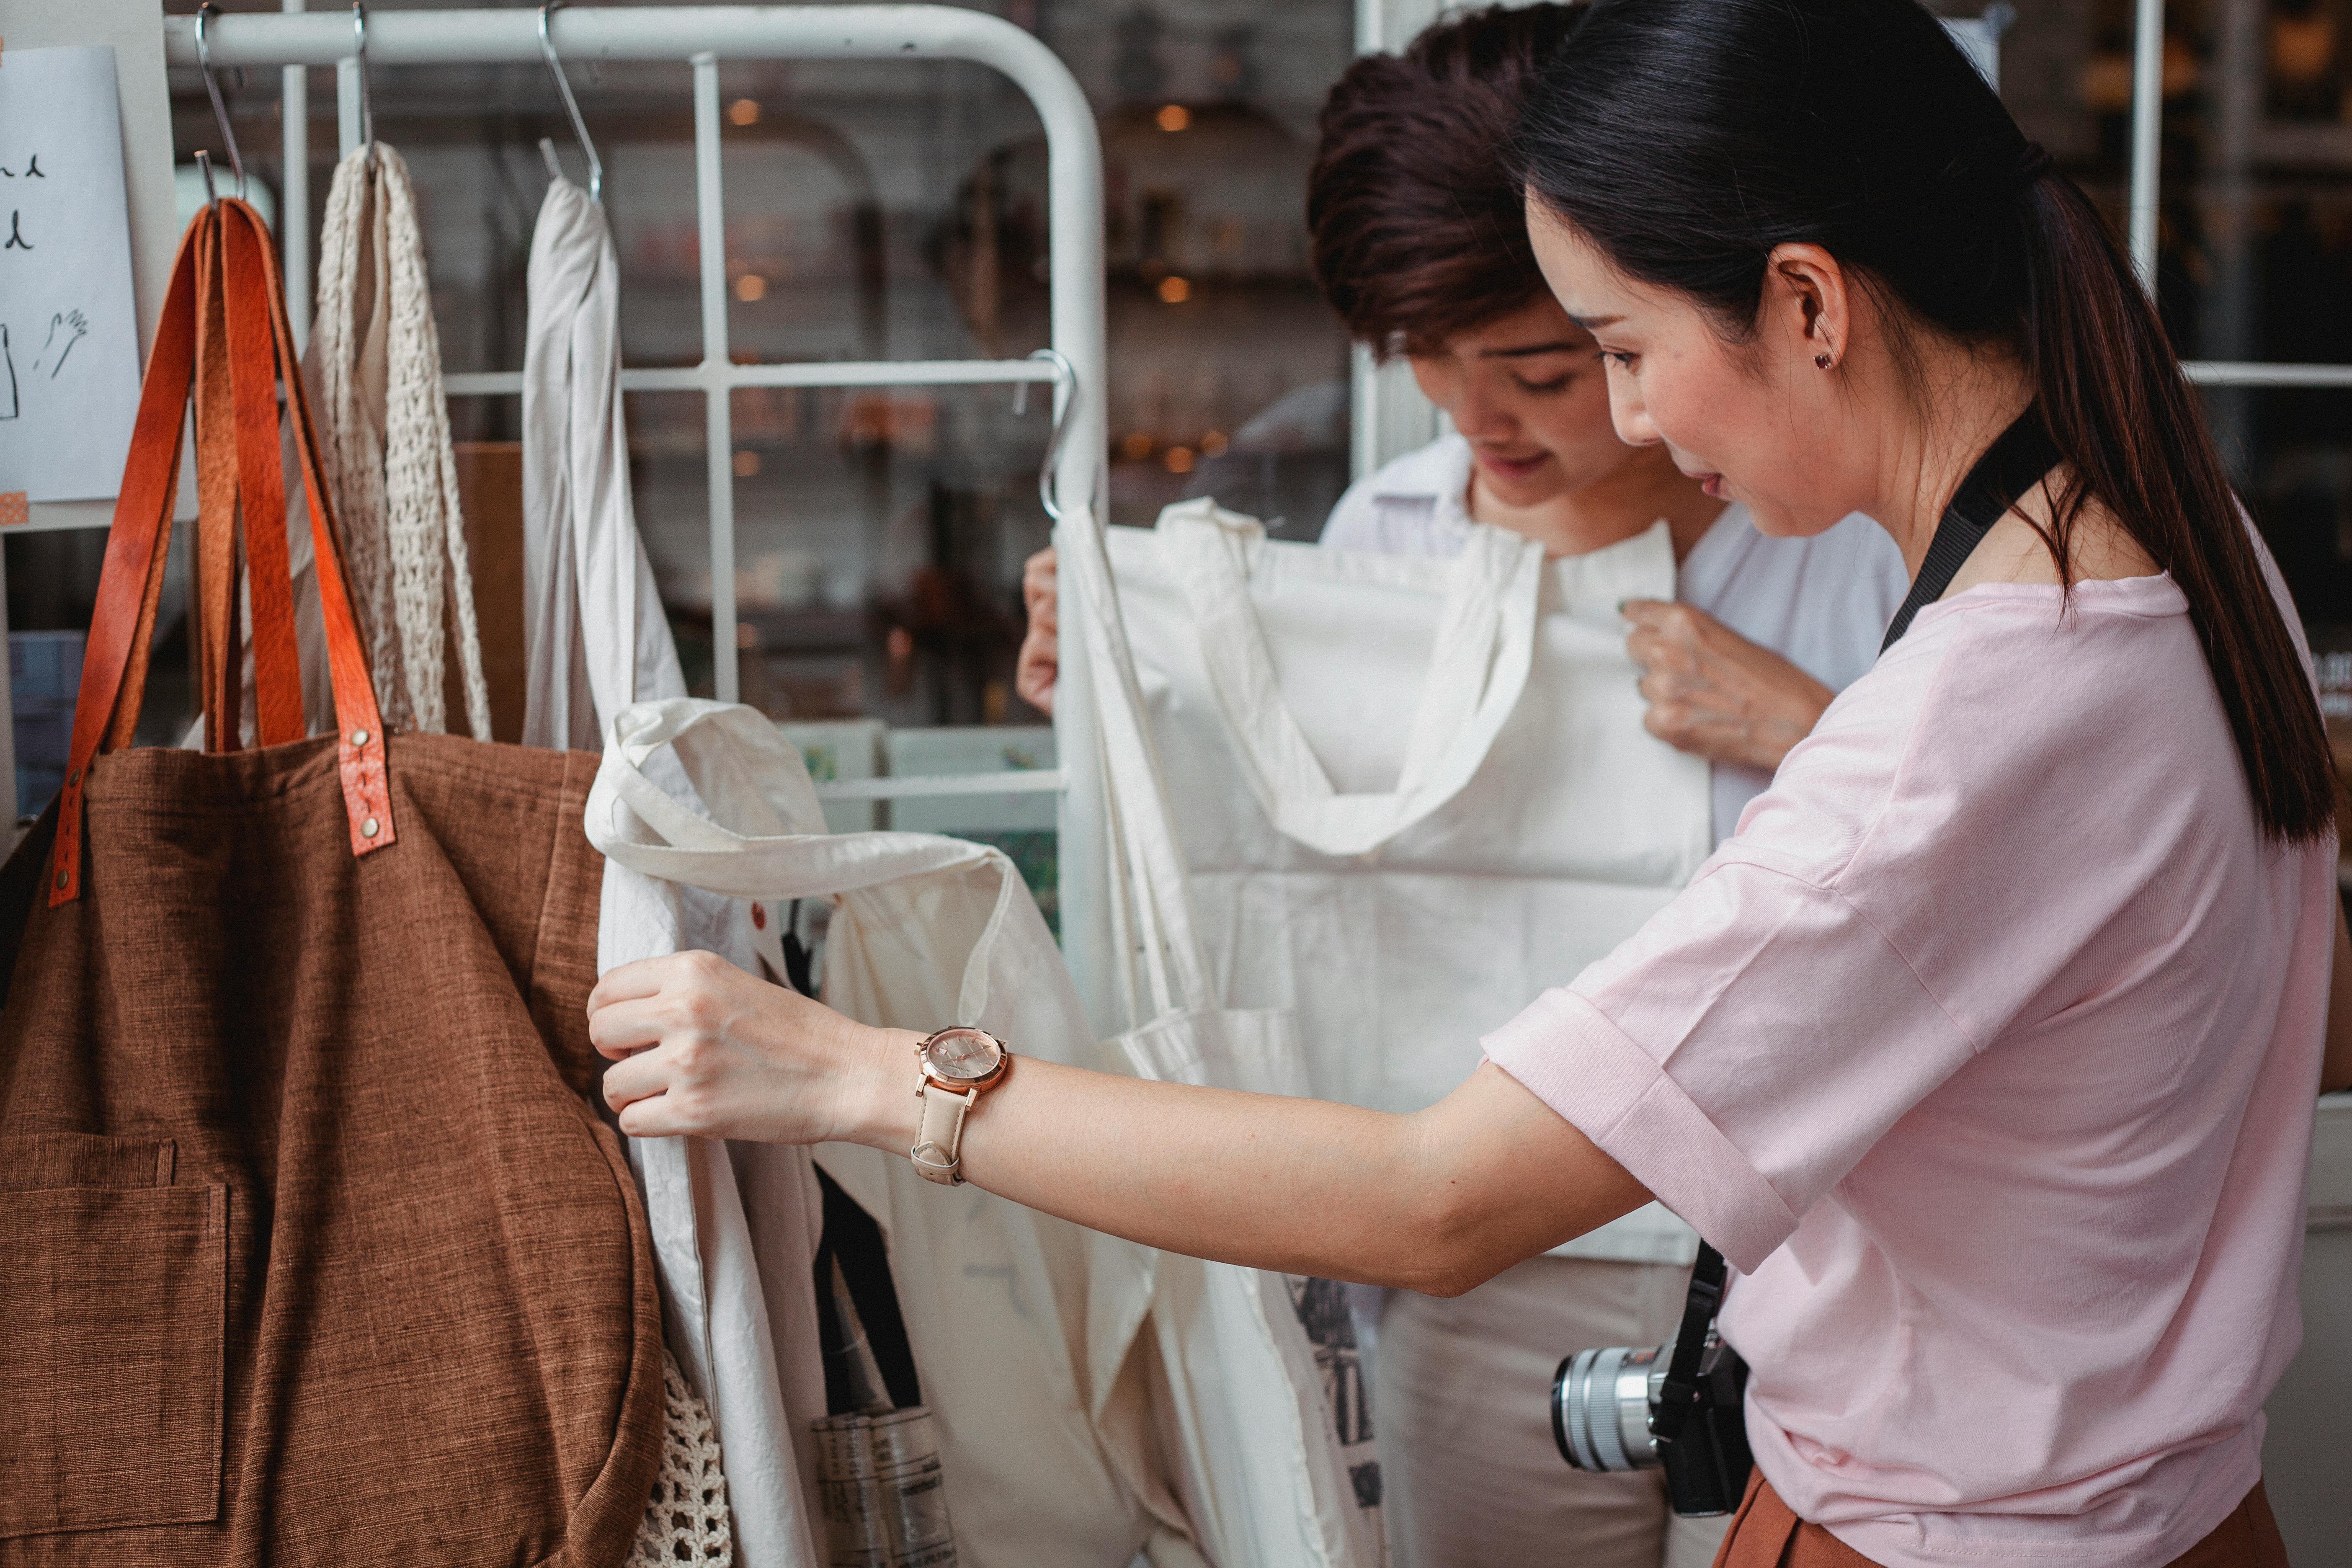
[361,816,380,839]
[350,729,369,747]
[66,768,80,787]
[53,869,67,890]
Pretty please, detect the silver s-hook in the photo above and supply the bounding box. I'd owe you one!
[351,3,376,167]
[1028,348,1078,521]
[537,3,604,203]
[192,5,248,206]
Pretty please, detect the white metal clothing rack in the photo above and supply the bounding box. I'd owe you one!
[139,5,1111,963]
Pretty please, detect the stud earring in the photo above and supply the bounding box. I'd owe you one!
[1815,353,1834,370]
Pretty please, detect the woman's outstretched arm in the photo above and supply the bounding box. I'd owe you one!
[588,951,1653,1296]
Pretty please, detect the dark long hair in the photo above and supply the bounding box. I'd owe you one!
[1308,4,1582,355]
[1516,0,2334,844]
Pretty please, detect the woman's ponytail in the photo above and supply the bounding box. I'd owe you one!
[1516,0,2335,843]
[2019,175,2335,842]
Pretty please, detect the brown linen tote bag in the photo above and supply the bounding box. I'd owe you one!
[0,198,662,1564]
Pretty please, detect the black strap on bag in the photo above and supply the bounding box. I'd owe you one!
[1880,410,2064,651]
[1655,409,2063,1442]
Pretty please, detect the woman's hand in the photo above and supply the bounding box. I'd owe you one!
[587,952,918,1148]
[1623,598,1836,773]
[1016,547,1058,715]
[586,956,1652,1293]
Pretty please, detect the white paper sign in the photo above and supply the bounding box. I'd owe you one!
[0,46,144,503]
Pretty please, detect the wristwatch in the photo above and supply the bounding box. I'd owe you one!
[910,1026,1013,1185]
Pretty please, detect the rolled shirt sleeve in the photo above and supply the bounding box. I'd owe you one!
[1482,604,2140,1272]
[1483,864,1976,1273]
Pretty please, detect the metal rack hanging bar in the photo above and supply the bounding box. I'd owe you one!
[2179,362,2352,388]
[156,6,1117,1011]
[815,771,1065,803]
[443,360,1065,399]
[162,5,1109,527]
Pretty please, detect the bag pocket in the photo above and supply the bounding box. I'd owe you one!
[0,1135,227,1539]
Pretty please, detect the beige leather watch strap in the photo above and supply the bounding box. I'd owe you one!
[910,1082,975,1186]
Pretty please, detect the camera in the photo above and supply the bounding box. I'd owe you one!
[1549,1244,1754,1516]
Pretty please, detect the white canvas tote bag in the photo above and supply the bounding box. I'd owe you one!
[588,700,1190,1568]
[519,174,826,1568]
[1064,505,1385,1568]
[1098,499,1715,1264]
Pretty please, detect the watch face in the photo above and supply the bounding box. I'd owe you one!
[924,1028,1003,1081]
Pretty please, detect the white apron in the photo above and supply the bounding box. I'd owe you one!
[1098,498,1715,1265]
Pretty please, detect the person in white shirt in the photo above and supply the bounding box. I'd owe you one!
[1013,7,1905,1564]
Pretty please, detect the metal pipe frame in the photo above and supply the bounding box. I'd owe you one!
[152,7,1111,959]
[167,4,1109,692]
[2128,0,2165,289]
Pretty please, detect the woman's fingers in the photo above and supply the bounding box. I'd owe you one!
[1018,546,1061,714]
[1016,622,1058,715]
[1622,600,1834,771]
[583,948,896,1147]
[1022,547,1058,616]
[585,951,701,1015]
[600,1039,676,1116]
[586,993,673,1060]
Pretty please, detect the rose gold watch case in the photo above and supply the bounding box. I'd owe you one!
[914,1026,1014,1097]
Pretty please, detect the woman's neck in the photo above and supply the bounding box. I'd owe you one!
[1869,348,2039,575]
[1467,446,1723,562]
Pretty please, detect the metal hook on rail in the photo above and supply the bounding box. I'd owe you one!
[192,4,248,206]
[351,3,376,167]
[1028,348,1078,521]
[537,3,603,204]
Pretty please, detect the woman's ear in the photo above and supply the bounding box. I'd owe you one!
[1762,242,1853,371]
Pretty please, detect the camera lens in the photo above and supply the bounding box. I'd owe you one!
[1551,1342,1668,1471]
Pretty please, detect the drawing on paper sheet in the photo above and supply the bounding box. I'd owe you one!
[0,47,144,503]
[33,312,90,379]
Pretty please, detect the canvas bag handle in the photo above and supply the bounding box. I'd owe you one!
[1058,504,1224,1025]
[50,199,394,906]
[585,699,1025,1028]
[1157,498,1545,859]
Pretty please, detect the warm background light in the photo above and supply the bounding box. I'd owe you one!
[1155,103,1190,132]
[727,98,761,126]
[1157,275,1190,304]
[735,273,768,302]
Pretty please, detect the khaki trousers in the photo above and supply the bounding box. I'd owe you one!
[1376,1255,1731,1568]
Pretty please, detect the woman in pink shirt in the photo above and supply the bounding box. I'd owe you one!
[588,0,2352,1561]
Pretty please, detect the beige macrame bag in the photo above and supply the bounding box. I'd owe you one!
[628,1349,735,1568]
[308,141,493,738]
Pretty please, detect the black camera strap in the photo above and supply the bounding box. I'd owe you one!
[1653,410,2062,1448]
[1880,410,2063,652]
[1650,1241,1729,1442]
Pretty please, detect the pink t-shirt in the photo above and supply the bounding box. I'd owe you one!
[1483,573,2330,1568]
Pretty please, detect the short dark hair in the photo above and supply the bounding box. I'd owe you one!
[1308,4,1583,359]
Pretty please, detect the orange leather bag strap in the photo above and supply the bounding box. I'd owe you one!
[220,204,307,748]
[49,201,394,906]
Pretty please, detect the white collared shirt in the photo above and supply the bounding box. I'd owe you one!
[1321,432,1911,844]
